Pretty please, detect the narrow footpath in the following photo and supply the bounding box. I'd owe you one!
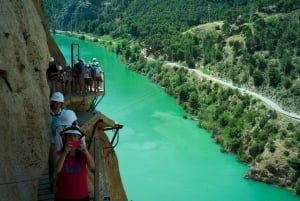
[166,62,300,121]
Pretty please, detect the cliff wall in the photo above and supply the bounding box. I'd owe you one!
[0,1,126,201]
[0,0,50,200]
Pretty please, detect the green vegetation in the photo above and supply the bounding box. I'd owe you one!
[45,1,300,109]
[129,60,300,193]
[46,0,300,111]
[44,0,300,194]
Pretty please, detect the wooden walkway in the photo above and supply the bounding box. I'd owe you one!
[37,112,95,201]
[37,82,118,201]
[37,112,104,201]
[38,169,54,201]
[37,112,96,201]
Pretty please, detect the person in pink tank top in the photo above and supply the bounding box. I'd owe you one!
[54,125,95,201]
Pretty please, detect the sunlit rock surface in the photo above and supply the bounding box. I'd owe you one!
[0,1,126,201]
[0,0,50,200]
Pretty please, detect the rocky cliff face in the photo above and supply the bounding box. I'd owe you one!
[0,1,69,200]
[0,1,127,201]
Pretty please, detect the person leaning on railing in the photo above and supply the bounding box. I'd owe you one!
[65,64,73,94]
[73,59,85,94]
[47,57,58,95]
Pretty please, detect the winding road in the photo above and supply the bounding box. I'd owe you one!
[166,62,300,121]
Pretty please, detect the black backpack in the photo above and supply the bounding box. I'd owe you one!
[91,67,96,78]
[73,63,82,75]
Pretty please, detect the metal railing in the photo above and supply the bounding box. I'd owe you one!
[52,43,106,111]
[89,121,123,201]
[93,135,110,201]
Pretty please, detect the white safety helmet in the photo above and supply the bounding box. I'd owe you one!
[51,92,64,103]
[60,109,78,127]
[50,57,54,62]
[92,57,97,62]
[61,125,84,137]
[57,65,63,71]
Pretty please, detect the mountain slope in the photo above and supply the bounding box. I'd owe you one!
[43,0,300,194]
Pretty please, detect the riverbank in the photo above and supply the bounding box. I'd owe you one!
[53,30,116,52]
[53,30,300,121]
[53,31,300,195]
[125,55,300,195]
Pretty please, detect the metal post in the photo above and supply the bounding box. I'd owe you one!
[71,43,80,68]
[98,137,110,201]
[94,135,111,201]
[94,135,100,201]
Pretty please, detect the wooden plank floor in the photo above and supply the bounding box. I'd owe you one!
[38,169,54,201]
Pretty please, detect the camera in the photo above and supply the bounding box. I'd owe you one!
[70,140,82,148]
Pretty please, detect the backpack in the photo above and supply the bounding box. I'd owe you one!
[91,67,96,79]
[95,67,101,77]
[73,63,82,75]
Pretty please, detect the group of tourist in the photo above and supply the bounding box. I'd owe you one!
[47,57,103,95]
[73,57,103,94]
[49,91,95,201]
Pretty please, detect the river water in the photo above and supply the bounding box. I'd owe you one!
[53,34,300,201]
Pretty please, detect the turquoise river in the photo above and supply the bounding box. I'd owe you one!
[53,34,300,201]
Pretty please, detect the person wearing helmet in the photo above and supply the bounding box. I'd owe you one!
[50,92,65,137]
[59,109,78,127]
[49,91,65,192]
[54,109,79,150]
[92,61,103,92]
[73,58,85,94]
[54,125,95,201]
[54,109,87,154]
[83,63,92,93]
[65,65,72,94]
[47,57,59,95]
[91,59,98,91]
[56,65,66,94]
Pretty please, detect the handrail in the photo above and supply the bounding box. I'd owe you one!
[88,72,106,112]
[60,71,105,113]
[94,135,100,201]
[51,42,106,111]
[93,135,111,201]
[89,118,123,201]
[103,124,124,148]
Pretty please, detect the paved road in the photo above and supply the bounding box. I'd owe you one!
[166,62,300,121]
[190,68,300,121]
